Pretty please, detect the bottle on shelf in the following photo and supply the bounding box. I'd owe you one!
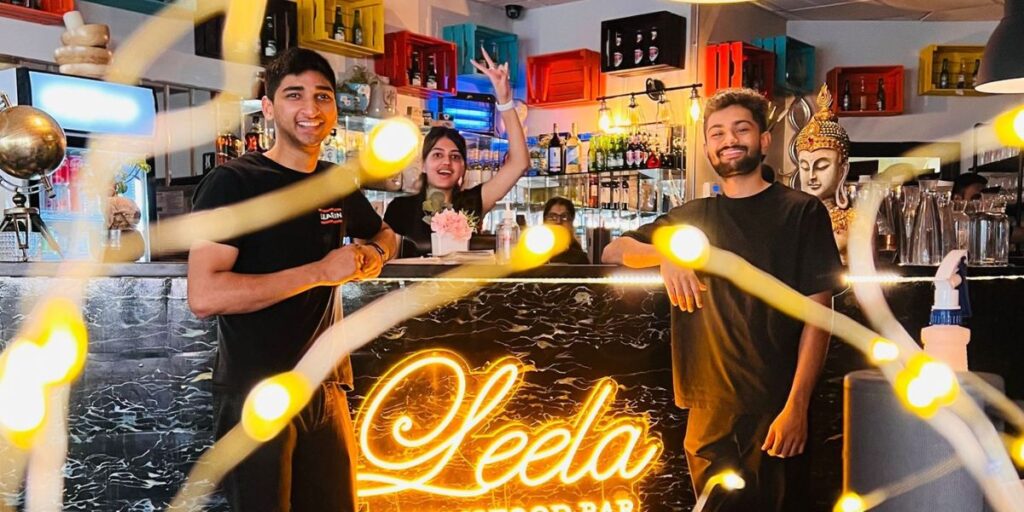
[588,135,598,173]
[971,59,980,89]
[565,123,581,174]
[547,124,564,175]
[588,174,599,208]
[409,51,422,87]
[352,9,364,46]
[261,15,277,58]
[876,78,886,112]
[956,59,967,90]
[245,115,265,153]
[647,144,661,169]
[332,7,346,42]
[841,80,852,111]
[938,58,950,89]
[858,77,867,111]
[426,54,438,90]
[216,130,243,166]
[495,203,520,265]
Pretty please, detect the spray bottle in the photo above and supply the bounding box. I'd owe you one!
[495,203,519,264]
[921,250,972,371]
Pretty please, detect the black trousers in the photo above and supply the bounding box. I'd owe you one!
[684,408,811,512]
[214,383,358,512]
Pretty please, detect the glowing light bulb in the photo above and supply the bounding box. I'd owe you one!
[360,117,421,179]
[1014,109,1024,142]
[994,105,1024,147]
[242,372,312,441]
[834,493,866,512]
[523,225,556,255]
[653,225,710,269]
[1012,438,1024,468]
[0,379,46,434]
[869,338,899,363]
[896,355,959,417]
[720,471,745,490]
[689,89,702,123]
[598,101,612,132]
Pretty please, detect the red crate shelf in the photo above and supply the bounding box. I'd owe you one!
[527,49,605,108]
[0,0,72,25]
[826,65,904,117]
[704,41,775,100]
[374,31,457,100]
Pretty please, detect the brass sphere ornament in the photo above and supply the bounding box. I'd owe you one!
[0,92,67,185]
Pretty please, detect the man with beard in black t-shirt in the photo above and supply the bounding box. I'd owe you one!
[188,48,397,512]
[603,88,842,511]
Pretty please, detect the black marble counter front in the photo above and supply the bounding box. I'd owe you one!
[0,263,1021,511]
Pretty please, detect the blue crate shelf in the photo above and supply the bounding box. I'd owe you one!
[442,23,519,87]
[753,35,815,96]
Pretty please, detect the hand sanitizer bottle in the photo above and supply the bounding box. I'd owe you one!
[495,203,519,264]
[921,250,971,371]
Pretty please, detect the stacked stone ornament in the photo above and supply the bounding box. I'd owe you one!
[54,11,112,79]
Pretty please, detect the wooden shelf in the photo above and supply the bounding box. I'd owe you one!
[0,1,72,25]
[527,49,605,108]
[601,11,686,77]
[705,41,775,100]
[919,45,987,96]
[297,0,384,57]
[752,35,815,96]
[374,31,457,99]
[827,65,904,117]
[442,23,520,84]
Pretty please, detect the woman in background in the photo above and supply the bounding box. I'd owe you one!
[385,49,528,257]
[543,196,590,265]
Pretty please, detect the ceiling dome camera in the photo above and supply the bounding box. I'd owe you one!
[505,4,523,19]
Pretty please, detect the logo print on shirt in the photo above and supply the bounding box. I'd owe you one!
[319,208,344,225]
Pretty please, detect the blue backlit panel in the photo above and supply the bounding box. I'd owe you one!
[27,71,156,137]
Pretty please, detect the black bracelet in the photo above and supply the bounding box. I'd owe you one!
[367,242,386,258]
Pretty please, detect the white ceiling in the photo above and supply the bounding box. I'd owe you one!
[470,0,1006,21]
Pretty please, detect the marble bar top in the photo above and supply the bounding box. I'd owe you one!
[3,261,1024,279]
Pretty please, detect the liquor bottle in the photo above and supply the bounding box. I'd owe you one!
[858,77,867,111]
[261,15,277,58]
[617,135,627,170]
[547,124,564,175]
[216,131,242,166]
[426,54,438,90]
[624,135,634,170]
[956,60,967,90]
[646,144,661,169]
[588,174,599,208]
[244,115,265,153]
[566,123,581,173]
[939,58,950,89]
[648,25,659,64]
[971,59,980,88]
[841,80,852,111]
[621,176,630,210]
[352,9,364,46]
[588,135,598,173]
[596,135,606,172]
[876,78,886,112]
[409,51,422,87]
[332,7,346,42]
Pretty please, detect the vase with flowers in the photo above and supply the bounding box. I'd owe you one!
[422,189,477,256]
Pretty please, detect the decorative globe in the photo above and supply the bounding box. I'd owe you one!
[0,101,67,181]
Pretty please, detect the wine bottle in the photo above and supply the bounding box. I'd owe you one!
[971,59,980,89]
[876,78,886,112]
[352,9,364,46]
[426,54,438,90]
[939,58,950,89]
[841,80,852,111]
[858,77,867,111]
[956,60,967,90]
[261,15,277,58]
[409,51,422,87]
[332,7,346,42]
[547,124,564,175]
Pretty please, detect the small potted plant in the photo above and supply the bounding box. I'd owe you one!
[422,189,477,256]
[338,65,378,115]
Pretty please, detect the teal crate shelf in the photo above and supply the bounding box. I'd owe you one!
[442,23,519,85]
[753,35,815,96]
[81,0,175,15]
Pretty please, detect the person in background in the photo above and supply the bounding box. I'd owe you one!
[385,48,528,257]
[188,48,396,512]
[542,196,590,264]
[953,172,988,201]
[602,88,842,511]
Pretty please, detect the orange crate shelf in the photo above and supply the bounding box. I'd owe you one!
[527,49,605,108]
[0,0,72,25]
[374,31,457,100]
[826,65,904,117]
[704,41,775,100]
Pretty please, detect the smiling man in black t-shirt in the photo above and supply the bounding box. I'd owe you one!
[603,89,842,511]
[188,48,396,512]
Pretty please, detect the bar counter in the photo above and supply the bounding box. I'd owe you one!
[1,262,1022,511]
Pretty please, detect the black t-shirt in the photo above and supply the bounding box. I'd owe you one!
[550,238,591,264]
[622,183,842,413]
[191,153,382,393]
[384,184,484,257]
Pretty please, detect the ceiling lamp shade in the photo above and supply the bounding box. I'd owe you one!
[975,0,1024,93]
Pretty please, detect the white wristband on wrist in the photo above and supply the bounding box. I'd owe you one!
[496,100,515,112]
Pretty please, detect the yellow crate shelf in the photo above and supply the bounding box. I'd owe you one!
[297,0,384,57]
[919,44,987,97]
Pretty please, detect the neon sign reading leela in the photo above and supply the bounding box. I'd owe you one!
[355,351,664,503]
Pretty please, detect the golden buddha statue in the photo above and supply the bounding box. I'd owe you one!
[793,84,853,261]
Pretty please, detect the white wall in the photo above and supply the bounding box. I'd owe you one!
[786,20,1021,174]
